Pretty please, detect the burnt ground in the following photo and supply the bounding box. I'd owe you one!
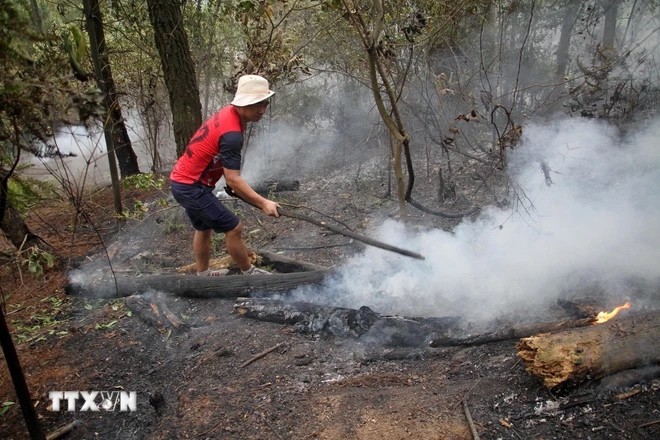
[1,162,659,440]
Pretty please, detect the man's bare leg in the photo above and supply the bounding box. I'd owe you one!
[193,229,213,273]
[225,222,252,271]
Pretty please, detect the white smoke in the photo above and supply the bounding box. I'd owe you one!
[291,117,660,322]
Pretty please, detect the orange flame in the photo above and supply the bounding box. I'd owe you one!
[594,302,631,324]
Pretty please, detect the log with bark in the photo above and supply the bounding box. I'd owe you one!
[234,297,460,346]
[516,310,660,389]
[65,271,328,299]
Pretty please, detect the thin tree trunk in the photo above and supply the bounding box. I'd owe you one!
[146,0,203,157]
[603,0,620,48]
[28,0,43,33]
[556,1,580,78]
[83,0,140,178]
[83,0,123,216]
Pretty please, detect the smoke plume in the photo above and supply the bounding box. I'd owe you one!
[290,117,660,322]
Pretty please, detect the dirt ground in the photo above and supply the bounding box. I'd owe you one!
[1,168,659,440]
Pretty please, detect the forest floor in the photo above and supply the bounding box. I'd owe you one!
[1,162,659,440]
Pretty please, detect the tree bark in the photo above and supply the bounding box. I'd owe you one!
[65,271,328,299]
[0,165,50,252]
[0,200,49,252]
[517,310,660,389]
[83,0,141,178]
[146,0,203,157]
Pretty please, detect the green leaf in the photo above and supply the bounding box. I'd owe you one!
[0,402,16,416]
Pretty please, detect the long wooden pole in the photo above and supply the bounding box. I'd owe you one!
[0,307,45,439]
[224,187,425,260]
[278,208,425,260]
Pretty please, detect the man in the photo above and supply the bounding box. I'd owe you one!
[170,75,280,276]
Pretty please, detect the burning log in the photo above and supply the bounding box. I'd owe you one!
[65,271,328,299]
[517,309,660,389]
[234,297,460,346]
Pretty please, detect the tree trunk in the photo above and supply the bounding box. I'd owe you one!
[556,0,580,78]
[0,167,50,252]
[83,0,141,178]
[602,0,620,48]
[65,271,328,299]
[146,0,203,157]
[0,200,49,252]
[28,0,43,34]
[517,310,660,389]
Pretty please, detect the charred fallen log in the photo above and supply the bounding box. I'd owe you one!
[65,271,328,299]
[429,317,595,347]
[517,310,660,389]
[234,297,460,346]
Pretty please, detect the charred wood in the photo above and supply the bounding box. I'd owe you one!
[234,297,460,346]
[125,294,185,331]
[65,271,328,299]
[253,180,300,195]
[517,310,660,389]
[259,250,330,273]
[429,317,595,347]
[46,420,81,440]
[598,365,660,390]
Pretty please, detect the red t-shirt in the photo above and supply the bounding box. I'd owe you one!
[170,105,244,187]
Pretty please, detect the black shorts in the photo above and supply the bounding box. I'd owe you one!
[170,182,240,233]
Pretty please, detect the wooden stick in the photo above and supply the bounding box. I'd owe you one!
[224,186,425,260]
[462,400,480,440]
[46,420,81,440]
[240,342,286,368]
[279,208,425,260]
[639,419,660,429]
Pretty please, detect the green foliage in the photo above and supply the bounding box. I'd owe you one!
[163,217,185,234]
[116,173,168,220]
[10,295,70,344]
[0,401,15,416]
[0,0,87,162]
[83,299,131,331]
[211,233,224,253]
[20,246,56,277]
[95,319,118,330]
[122,172,165,191]
[6,173,56,214]
[117,202,146,220]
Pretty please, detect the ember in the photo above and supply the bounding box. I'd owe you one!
[594,302,631,324]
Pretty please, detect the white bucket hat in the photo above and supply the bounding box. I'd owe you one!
[230,75,275,107]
